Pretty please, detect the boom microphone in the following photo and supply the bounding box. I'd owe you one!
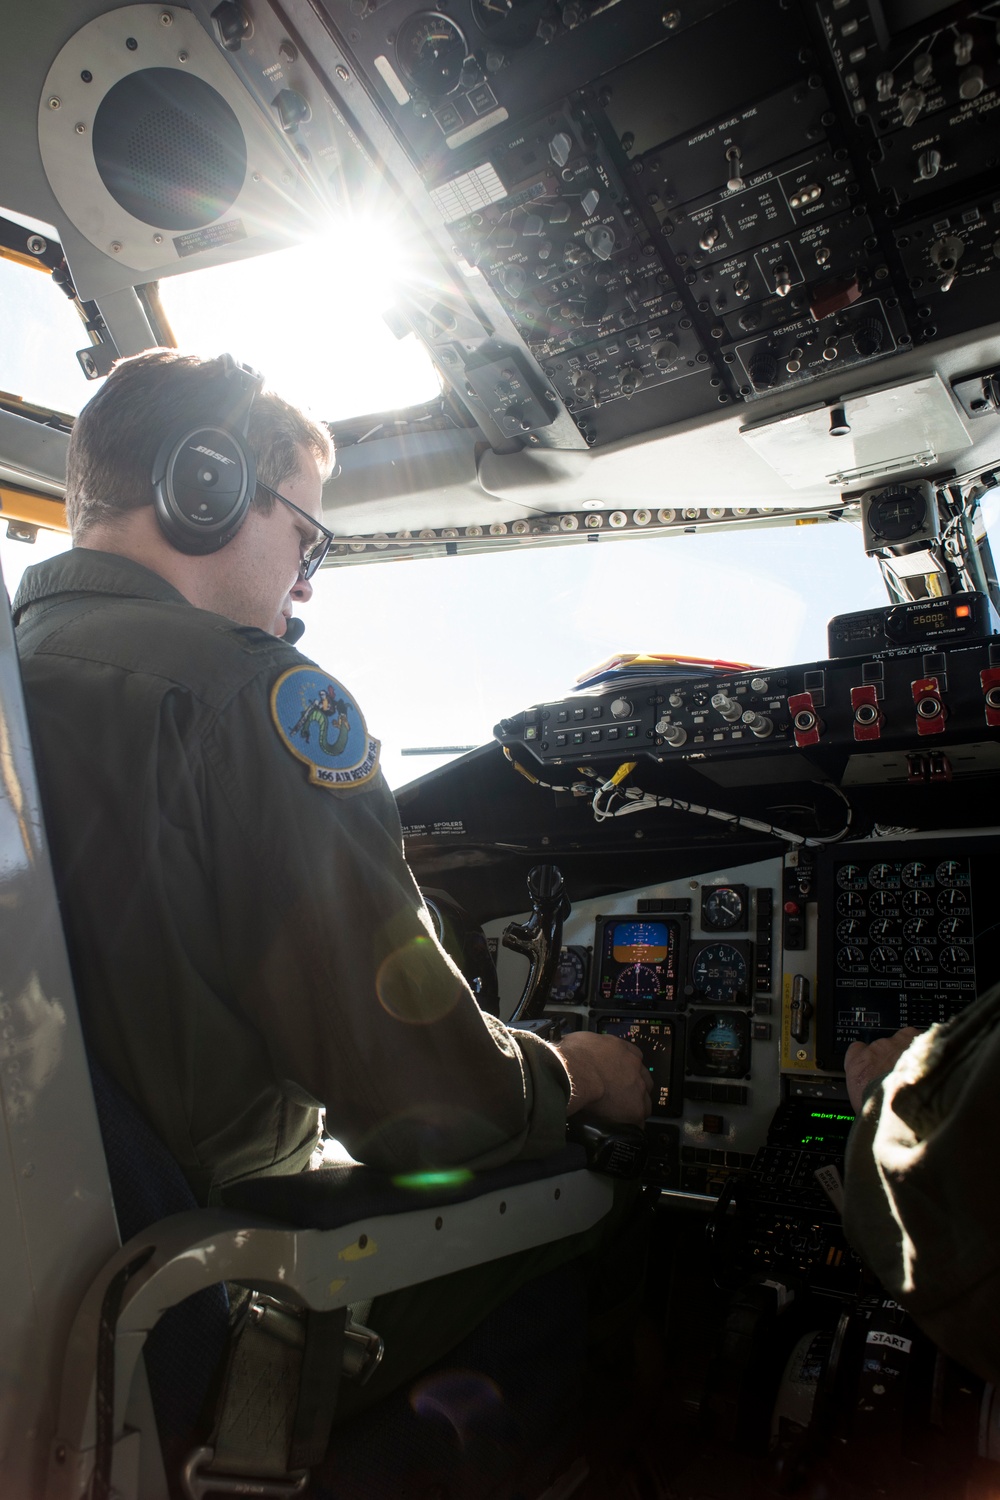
[284,617,306,645]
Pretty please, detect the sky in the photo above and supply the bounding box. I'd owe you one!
[0,213,888,788]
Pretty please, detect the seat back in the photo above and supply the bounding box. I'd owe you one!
[0,555,122,1495]
[88,1059,230,1451]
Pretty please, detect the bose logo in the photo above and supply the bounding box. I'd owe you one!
[192,444,235,465]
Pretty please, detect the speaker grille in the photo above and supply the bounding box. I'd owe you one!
[93,68,247,231]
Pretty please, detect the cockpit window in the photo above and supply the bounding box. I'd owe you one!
[155,233,441,422]
[2,514,884,789]
[0,213,98,417]
[305,516,886,788]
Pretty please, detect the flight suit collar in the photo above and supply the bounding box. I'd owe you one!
[12,548,189,625]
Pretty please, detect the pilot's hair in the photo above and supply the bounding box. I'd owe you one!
[65,349,335,539]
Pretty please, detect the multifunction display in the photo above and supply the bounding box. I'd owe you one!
[594,917,683,1007]
[816,842,997,1068]
[595,1015,683,1118]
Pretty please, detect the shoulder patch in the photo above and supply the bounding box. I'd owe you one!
[271,666,381,789]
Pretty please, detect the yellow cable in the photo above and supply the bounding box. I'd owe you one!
[608,760,637,787]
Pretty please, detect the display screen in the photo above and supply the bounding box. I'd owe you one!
[596,1014,682,1117]
[595,917,681,1007]
[795,1109,855,1149]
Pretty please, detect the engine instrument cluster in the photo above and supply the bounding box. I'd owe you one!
[816,839,1000,1067]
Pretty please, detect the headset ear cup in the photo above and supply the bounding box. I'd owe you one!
[152,425,257,554]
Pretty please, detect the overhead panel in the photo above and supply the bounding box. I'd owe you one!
[294,0,1000,452]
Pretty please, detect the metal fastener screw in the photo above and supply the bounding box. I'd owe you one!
[26,235,47,255]
[47,96,61,109]
[110,241,122,253]
[153,233,163,244]
[160,10,173,23]
[177,50,188,61]
[252,171,261,182]
[336,64,350,80]
[75,122,86,134]
[662,9,681,27]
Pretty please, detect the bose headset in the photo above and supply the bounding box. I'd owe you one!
[151,353,263,556]
[150,354,307,642]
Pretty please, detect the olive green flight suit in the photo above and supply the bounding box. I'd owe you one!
[12,548,640,1426]
[13,549,573,1202]
[843,982,1000,1384]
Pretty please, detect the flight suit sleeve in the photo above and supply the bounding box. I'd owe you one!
[198,657,572,1173]
[842,982,1000,1383]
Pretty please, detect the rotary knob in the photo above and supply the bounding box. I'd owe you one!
[610,697,633,720]
[711,692,742,722]
[748,351,778,389]
[655,719,687,747]
[741,710,773,738]
[852,319,884,357]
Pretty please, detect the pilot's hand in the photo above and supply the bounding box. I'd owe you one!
[556,1031,654,1127]
[845,1027,920,1113]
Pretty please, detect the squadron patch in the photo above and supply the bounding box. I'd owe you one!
[271,666,381,789]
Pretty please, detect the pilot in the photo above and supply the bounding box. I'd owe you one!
[12,348,651,1421]
[843,1005,1000,1385]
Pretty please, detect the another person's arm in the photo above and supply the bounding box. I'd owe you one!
[844,1027,919,1113]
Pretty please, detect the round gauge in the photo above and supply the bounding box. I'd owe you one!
[935,859,966,887]
[702,886,745,930]
[395,11,468,99]
[903,888,932,915]
[940,945,972,974]
[472,0,536,45]
[837,917,864,942]
[837,864,866,891]
[837,892,865,916]
[902,861,933,888]
[689,1011,749,1077]
[869,862,897,890]
[614,964,662,1004]
[904,945,936,973]
[904,916,933,942]
[869,946,899,972]
[549,947,586,1002]
[937,887,970,914]
[867,485,928,544]
[838,945,865,970]
[869,891,899,915]
[691,943,748,1002]
[938,915,969,940]
[869,917,896,941]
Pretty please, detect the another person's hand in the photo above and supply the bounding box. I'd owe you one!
[555,1031,654,1127]
[844,1028,920,1113]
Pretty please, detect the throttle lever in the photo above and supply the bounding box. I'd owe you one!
[504,864,571,1023]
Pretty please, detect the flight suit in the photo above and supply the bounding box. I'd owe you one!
[843,981,1000,1384]
[13,549,573,1205]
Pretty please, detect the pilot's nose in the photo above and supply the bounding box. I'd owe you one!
[291,575,313,604]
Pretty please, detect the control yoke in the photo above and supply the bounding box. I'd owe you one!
[503,864,571,1023]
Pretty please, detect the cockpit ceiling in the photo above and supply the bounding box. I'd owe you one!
[1,0,1000,544]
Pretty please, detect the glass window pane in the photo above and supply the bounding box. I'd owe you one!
[0,253,99,417]
[156,232,441,422]
[304,520,887,788]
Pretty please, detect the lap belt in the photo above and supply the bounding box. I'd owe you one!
[180,1296,383,1498]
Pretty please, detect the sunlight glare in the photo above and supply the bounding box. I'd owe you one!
[157,215,441,421]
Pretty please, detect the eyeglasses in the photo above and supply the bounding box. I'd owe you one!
[255,481,336,581]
